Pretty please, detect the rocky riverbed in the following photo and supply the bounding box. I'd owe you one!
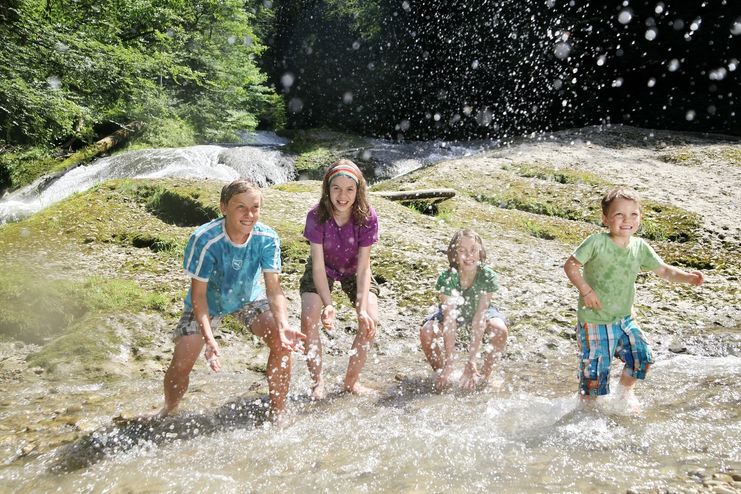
[0,125,739,493]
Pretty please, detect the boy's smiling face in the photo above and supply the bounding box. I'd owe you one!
[220,190,262,243]
[603,197,641,241]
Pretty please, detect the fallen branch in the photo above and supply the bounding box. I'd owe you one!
[371,188,456,203]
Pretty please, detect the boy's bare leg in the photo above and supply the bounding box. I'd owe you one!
[251,310,293,421]
[301,292,325,400]
[162,334,204,416]
[343,293,378,395]
[479,319,508,384]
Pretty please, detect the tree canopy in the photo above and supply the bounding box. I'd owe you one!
[0,0,282,149]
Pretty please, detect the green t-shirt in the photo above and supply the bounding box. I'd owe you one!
[573,232,663,324]
[436,265,499,323]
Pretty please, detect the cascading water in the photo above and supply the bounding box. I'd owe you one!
[0,138,296,224]
[0,133,501,224]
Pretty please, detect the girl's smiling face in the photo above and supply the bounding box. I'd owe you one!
[329,175,358,217]
[455,234,481,273]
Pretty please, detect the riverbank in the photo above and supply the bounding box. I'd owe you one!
[0,125,739,493]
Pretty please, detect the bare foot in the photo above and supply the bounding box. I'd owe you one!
[113,407,167,426]
[309,380,326,401]
[267,409,292,429]
[344,382,378,396]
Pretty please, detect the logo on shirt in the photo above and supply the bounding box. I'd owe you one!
[231,258,243,270]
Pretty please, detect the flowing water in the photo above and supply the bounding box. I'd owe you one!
[0,133,499,224]
[1,331,738,493]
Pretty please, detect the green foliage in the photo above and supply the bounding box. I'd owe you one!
[0,146,57,192]
[0,0,283,151]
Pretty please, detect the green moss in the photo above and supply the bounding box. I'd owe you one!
[505,163,608,186]
[145,188,220,227]
[273,181,322,194]
[657,148,699,166]
[25,314,123,373]
[719,147,741,166]
[373,243,440,309]
[0,266,168,344]
[639,200,701,243]
[282,128,371,179]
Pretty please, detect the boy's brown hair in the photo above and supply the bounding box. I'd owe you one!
[317,159,371,226]
[220,178,263,206]
[446,229,487,269]
[601,187,641,215]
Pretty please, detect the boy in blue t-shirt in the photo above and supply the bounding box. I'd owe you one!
[161,179,304,422]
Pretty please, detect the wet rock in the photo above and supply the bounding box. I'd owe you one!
[670,345,688,354]
[711,487,735,494]
[712,473,735,483]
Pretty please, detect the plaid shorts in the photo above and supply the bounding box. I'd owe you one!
[173,299,271,340]
[577,316,654,396]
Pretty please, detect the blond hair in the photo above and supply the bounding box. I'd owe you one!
[601,187,641,215]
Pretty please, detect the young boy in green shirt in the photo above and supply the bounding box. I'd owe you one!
[564,188,704,409]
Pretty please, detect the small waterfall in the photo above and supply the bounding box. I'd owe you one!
[0,141,295,224]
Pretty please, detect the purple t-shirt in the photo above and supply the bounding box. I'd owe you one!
[303,205,379,280]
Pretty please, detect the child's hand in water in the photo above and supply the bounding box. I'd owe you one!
[460,361,481,391]
[321,304,336,330]
[204,340,221,372]
[357,310,376,338]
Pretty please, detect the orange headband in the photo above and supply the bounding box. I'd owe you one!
[326,164,361,185]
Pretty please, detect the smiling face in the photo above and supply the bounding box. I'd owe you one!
[454,234,482,274]
[328,175,358,219]
[603,197,641,242]
[220,190,262,243]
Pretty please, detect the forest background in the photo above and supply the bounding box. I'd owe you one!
[0,0,738,193]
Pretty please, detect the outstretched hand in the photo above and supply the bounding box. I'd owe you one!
[204,340,221,372]
[459,362,481,391]
[280,327,306,352]
[357,310,376,339]
[320,304,336,331]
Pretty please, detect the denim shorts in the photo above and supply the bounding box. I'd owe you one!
[423,305,507,345]
[577,315,654,396]
[173,299,271,340]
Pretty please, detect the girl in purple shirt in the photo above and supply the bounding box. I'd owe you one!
[299,159,380,399]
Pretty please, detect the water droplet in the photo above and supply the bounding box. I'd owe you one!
[647,77,657,87]
[655,2,665,15]
[597,55,607,66]
[281,73,295,89]
[731,17,741,36]
[645,28,658,41]
[288,97,303,113]
[709,68,727,81]
[343,92,353,104]
[668,59,680,72]
[618,10,633,25]
[227,35,236,45]
[352,41,361,50]
[471,59,480,69]
[685,110,696,121]
[554,42,571,60]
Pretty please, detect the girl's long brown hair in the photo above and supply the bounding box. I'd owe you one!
[317,159,371,226]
